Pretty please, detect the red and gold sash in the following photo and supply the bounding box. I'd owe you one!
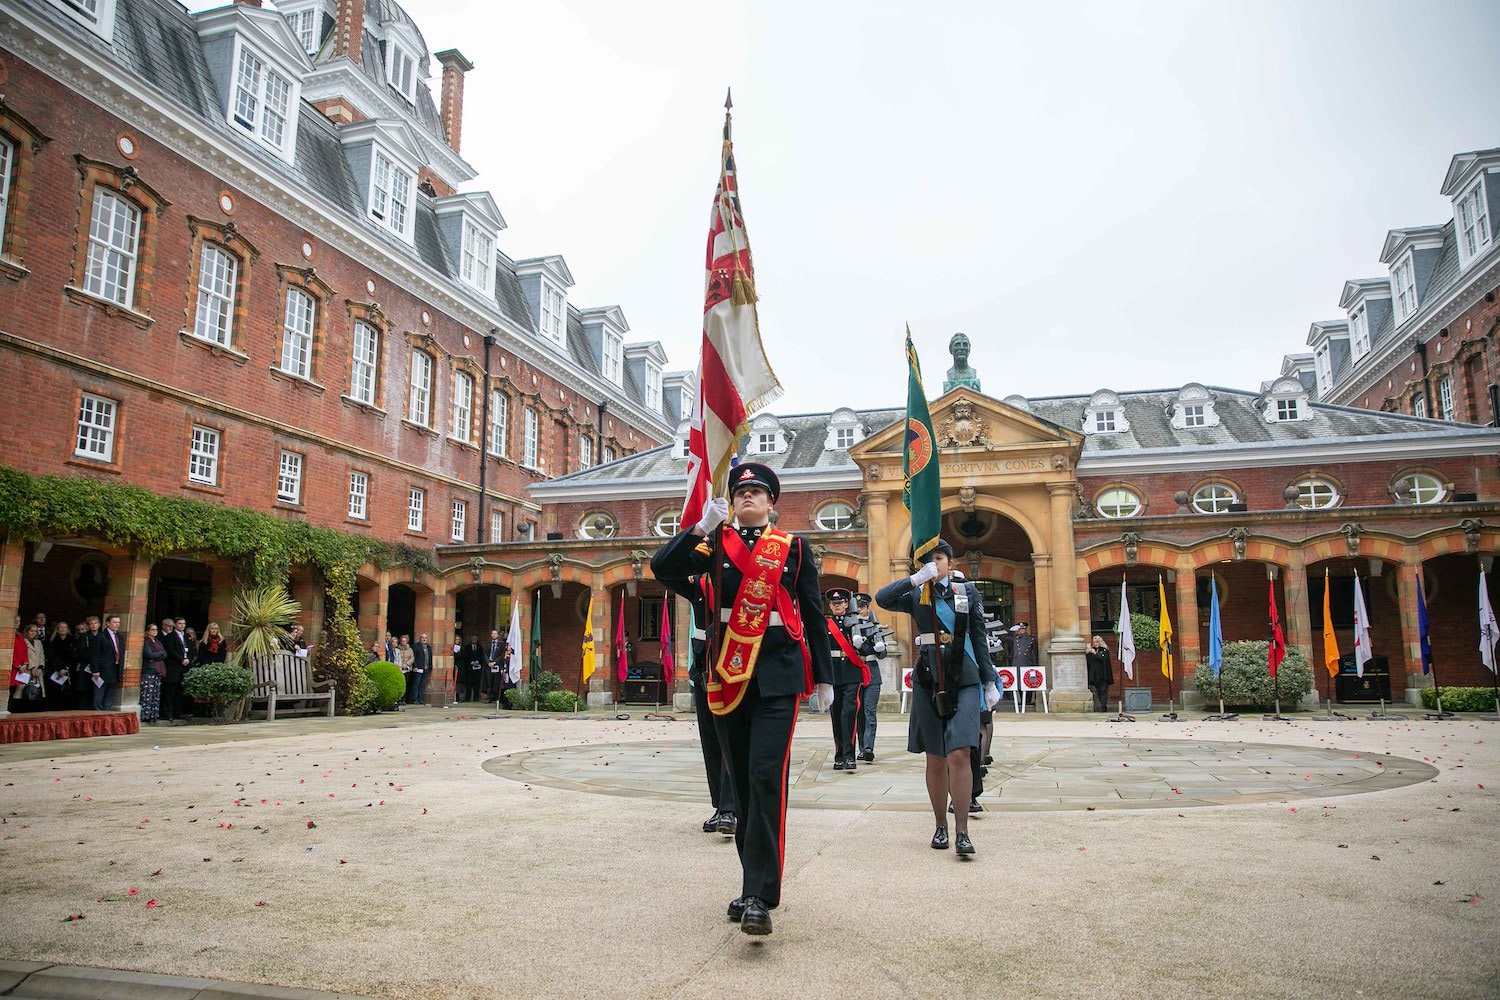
[707,525,795,716]
[827,617,871,687]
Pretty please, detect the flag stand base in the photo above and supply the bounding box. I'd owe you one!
[1261,713,1290,721]
[1368,698,1404,720]
[1425,711,1456,720]
[1160,698,1181,722]
[1109,698,1135,723]
[1203,712,1238,721]
[1310,698,1355,721]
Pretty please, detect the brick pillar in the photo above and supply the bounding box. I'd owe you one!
[290,574,327,644]
[585,577,611,707]
[435,49,473,155]
[207,561,235,636]
[0,536,24,685]
[1397,554,1425,705]
[108,554,153,714]
[333,0,366,65]
[1282,550,1312,668]
[1173,563,1199,705]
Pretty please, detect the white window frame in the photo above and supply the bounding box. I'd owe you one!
[1392,256,1417,321]
[280,287,314,379]
[1293,478,1339,510]
[489,390,508,456]
[1350,305,1370,360]
[1412,393,1427,419]
[407,487,425,532]
[1093,410,1117,433]
[47,0,117,39]
[349,320,379,405]
[1313,344,1332,395]
[1395,472,1446,505]
[646,366,662,411]
[0,137,13,241]
[451,371,473,441]
[834,426,856,450]
[1182,404,1206,428]
[1096,488,1142,518]
[231,43,294,157]
[348,470,369,519]
[75,393,116,461]
[460,220,494,294]
[286,6,318,53]
[1191,483,1237,514]
[814,501,855,531]
[1458,181,1491,263]
[756,431,778,454]
[369,150,413,239]
[602,331,622,384]
[522,406,539,468]
[408,350,433,425]
[188,425,220,485]
[451,499,467,542]
[579,512,618,540]
[602,444,615,464]
[84,188,140,308]
[1437,376,1454,421]
[276,450,303,504]
[578,433,593,470]
[489,509,504,544]
[540,284,565,345]
[653,509,681,537]
[1276,398,1301,421]
[386,40,417,102]
[192,244,237,346]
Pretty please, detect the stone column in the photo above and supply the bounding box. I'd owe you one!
[290,574,327,644]
[1172,562,1199,707]
[107,553,153,714]
[1043,483,1088,711]
[0,536,24,686]
[1397,553,1425,706]
[585,578,613,708]
[1281,551,1310,663]
[865,491,890,592]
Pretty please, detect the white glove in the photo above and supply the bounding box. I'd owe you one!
[874,639,886,655]
[815,683,835,712]
[851,633,866,650]
[695,497,730,535]
[909,562,941,588]
[983,682,1001,711]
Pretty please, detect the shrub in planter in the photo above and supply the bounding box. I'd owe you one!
[363,660,406,710]
[1420,686,1499,713]
[1129,612,1161,652]
[530,670,564,703]
[183,662,255,723]
[344,670,381,716]
[1192,641,1314,709]
[504,686,533,711]
[541,689,585,712]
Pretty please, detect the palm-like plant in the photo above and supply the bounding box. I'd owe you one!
[230,584,302,667]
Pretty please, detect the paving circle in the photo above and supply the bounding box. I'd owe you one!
[484,735,1437,812]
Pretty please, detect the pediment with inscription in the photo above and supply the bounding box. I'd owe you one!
[854,389,1083,459]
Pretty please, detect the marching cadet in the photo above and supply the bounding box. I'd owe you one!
[853,594,885,762]
[651,462,833,936]
[824,588,868,770]
[876,539,1000,859]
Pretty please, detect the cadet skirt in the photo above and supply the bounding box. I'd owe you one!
[908,683,981,756]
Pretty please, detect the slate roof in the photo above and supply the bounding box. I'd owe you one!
[356,0,447,147]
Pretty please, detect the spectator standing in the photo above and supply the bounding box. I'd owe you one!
[89,615,126,711]
[411,633,432,704]
[140,623,167,724]
[1085,634,1114,712]
[383,631,397,663]
[75,616,101,709]
[397,635,414,703]
[458,634,483,702]
[45,621,74,711]
[9,623,44,713]
[160,617,190,725]
[484,628,503,701]
[198,622,228,664]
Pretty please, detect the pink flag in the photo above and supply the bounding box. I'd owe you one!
[660,599,674,691]
[681,99,782,528]
[615,597,629,683]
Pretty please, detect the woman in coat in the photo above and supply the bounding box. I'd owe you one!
[140,623,167,724]
[10,623,46,713]
[45,621,75,711]
[1085,634,1115,712]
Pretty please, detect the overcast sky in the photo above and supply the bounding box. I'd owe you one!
[265,0,1500,415]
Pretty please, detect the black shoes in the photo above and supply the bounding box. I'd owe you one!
[931,826,949,850]
[727,896,745,922]
[860,749,874,762]
[955,832,975,857]
[970,799,984,813]
[702,811,722,833]
[832,757,847,770]
[740,896,772,935]
[983,754,994,765]
[716,812,737,836]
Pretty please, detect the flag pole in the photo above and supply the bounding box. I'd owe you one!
[1111,573,1134,723]
[1420,572,1452,721]
[1311,569,1353,721]
[1486,563,1500,720]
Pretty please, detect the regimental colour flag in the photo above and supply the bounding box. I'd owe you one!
[615,597,629,683]
[581,592,596,685]
[1481,569,1500,674]
[681,98,782,529]
[1352,574,1372,678]
[1115,577,1136,681]
[660,599,674,692]
[1416,573,1433,676]
[530,591,543,684]
[1158,576,1174,682]
[1208,575,1223,679]
[1268,579,1286,680]
[903,328,941,567]
[506,600,523,684]
[1322,569,1340,677]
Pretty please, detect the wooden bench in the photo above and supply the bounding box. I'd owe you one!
[247,652,336,721]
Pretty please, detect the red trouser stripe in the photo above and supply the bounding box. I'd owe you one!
[775,703,799,884]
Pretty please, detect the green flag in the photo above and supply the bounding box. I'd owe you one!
[529,591,542,683]
[903,327,941,568]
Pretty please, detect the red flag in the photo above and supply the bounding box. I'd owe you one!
[615,597,629,683]
[659,599,674,691]
[681,97,782,528]
[1268,579,1286,678]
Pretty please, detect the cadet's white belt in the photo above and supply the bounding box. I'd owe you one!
[720,609,785,626]
[690,628,706,641]
[913,633,954,646]
[831,651,846,660]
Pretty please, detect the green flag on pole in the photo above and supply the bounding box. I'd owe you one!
[903,326,941,568]
[529,591,542,684]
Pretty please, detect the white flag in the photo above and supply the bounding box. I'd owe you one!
[506,603,523,684]
[1115,578,1136,681]
[1480,570,1499,674]
[1352,574,1373,678]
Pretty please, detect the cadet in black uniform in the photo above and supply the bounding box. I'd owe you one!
[651,462,833,935]
[853,594,885,761]
[876,540,1000,859]
[825,588,864,770]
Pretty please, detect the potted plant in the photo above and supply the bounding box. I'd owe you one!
[221,584,301,721]
[183,661,255,724]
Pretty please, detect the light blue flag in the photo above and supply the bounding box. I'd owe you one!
[1208,576,1223,679]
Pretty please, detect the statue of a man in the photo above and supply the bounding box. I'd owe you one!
[943,332,980,393]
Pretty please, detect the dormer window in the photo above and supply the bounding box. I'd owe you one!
[1392,256,1417,321]
[825,408,864,451]
[1095,410,1116,432]
[47,0,116,40]
[750,414,787,455]
[1457,181,1491,263]
[674,420,691,459]
[835,427,856,449]
[1276,398,1301,421]
[1313,343,1332,395]
[1170,384,1219,430]
[460,220,494,295]
[755,432,778,454]
[387,42,417,103]
[1261,375,1312,424]
[541,284,565,345]
[232,45,295,157]
[1083,390,1129,435]
[1349,304,1370,359]
[646,366,662,411]
[369,150,413,238]
[285,7,318,53]
[602,330,623,384]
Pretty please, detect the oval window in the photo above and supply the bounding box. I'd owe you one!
[653,509,681,537]
[1191,483,1238,514]
[1293,478,1339,510]
[1096,487,1142,518]
[1393,472,1446,505]
[579,512,617,539]
[815,501,855,531]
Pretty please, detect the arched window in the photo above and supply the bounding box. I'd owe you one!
[814,501,855,531]
[1095,487,1143,518]
[1191,482,1238,514]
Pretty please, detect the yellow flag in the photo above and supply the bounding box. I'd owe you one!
[1158,576,1175,681]
[581,592,596,683]
[1321,569,1340,677]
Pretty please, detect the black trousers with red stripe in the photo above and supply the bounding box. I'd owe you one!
[713,682,799,908]
[830,682,861,760]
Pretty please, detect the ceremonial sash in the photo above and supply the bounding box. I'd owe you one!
[707,526,796,716]
[827,617,871,687]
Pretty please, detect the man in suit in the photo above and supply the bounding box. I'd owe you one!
[411,633,432,704]
[86,613,126,711]
[75,616,101,710]
[160,616,190,724]
[651,462,833,936]
[484,628,503,701]
[458,634,483,702]
[877,540,1000,859]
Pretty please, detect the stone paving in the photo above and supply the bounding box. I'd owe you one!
[484,730,1436,810]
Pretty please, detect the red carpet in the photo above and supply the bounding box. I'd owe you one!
[0,711,139,743]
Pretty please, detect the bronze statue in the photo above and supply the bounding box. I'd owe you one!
[943,332,980,393]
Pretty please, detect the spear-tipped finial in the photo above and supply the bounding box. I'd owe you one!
[723,87,733,141]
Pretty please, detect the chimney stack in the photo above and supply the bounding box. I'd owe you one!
[435,49,473,154]
[333,0,366,65]
[232,0,263,6]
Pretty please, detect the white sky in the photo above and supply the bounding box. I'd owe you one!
[257,0,1500,414]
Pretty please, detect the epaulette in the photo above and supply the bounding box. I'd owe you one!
[694,540,712,557]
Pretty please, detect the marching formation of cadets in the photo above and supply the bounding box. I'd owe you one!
[654,462,1022,938]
